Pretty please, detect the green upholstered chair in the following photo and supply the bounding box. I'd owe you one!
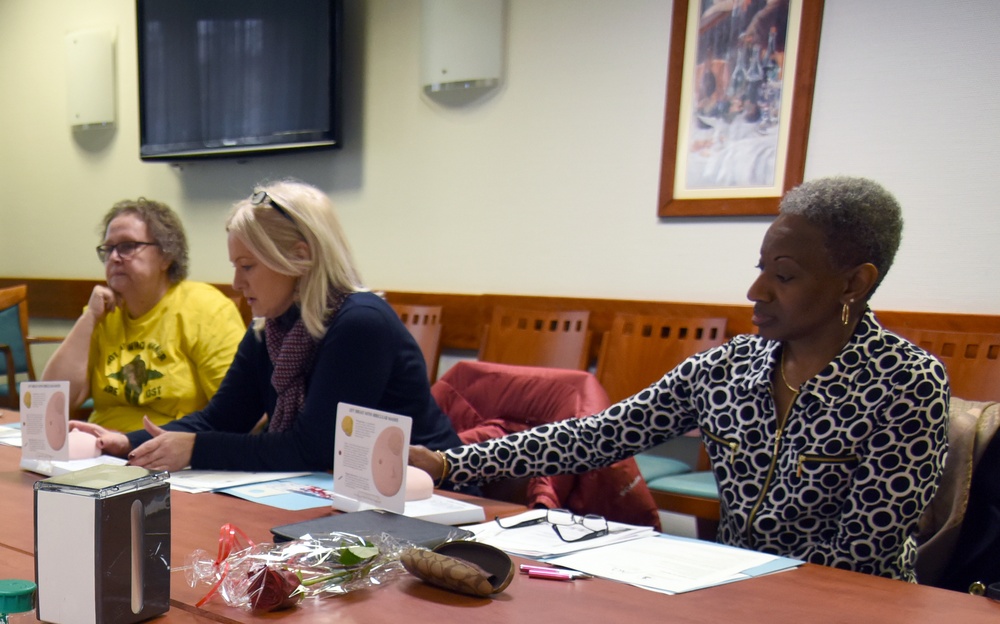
[645,442,720,540]
[0,285,65,409]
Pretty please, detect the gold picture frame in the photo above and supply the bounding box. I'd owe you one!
[657,0,825,217]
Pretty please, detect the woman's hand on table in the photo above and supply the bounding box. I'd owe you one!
[127,416,194,472]
[68,420,132,457]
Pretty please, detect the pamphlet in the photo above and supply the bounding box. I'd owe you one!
[332,403,412,514]
[19,381,71,471]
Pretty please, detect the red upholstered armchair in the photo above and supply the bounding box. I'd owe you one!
[432,360,661,530]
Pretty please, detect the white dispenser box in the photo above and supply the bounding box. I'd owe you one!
[34,465,170,624]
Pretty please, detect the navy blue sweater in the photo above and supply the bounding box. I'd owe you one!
[127,292,462,471]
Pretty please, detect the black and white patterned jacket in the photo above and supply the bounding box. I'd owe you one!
[446,309,949,581]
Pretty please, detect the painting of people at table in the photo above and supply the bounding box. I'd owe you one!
[686,0,791,189]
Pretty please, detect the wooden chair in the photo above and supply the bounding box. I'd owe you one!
[595,313,727,403]
[894,329,1000,401]
[478,307,591,370]
[212,283,253,326]
[595,313,727,539]
[0,285,64,408]
[391,304,444,382]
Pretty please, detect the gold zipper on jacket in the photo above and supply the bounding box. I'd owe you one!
[745,392,794,547]
[796,453,860,477]
[703,429,739,464]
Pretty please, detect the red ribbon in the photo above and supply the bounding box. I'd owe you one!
[196,523,256,607]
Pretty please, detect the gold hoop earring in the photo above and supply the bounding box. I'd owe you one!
[841,302,850,326]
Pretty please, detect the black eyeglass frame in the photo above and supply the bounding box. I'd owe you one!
[96,241,160,263]
[494,508,610,544]
[250,190,295,223]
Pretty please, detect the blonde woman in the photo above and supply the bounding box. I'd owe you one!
[73,181,463,473]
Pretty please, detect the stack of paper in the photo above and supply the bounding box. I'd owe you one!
[21,454,127,477]
[466,510,656,558]
[468,510,802,594]
[326,489,486,525]
[546,534,802,594]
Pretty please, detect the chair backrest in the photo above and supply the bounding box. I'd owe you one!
[916,398,1000,586]
[431,360,661,528]
[596,313,727,403]
[211,283,253,326]
[0,284,34,381]
[478,307,591,370]
[896,329,1000,402]
[391,304,444,382]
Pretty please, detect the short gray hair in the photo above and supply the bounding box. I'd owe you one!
[779,176,902,297]
[100,198,189,283]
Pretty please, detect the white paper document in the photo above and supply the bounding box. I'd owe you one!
[0,423,22,447]
[467,509,655,558]
[546,534,803,594]
[167,470,311,493]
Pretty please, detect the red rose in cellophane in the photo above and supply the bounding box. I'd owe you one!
[246,564,302,613]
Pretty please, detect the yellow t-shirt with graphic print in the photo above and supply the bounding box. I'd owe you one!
[87,281,246,432]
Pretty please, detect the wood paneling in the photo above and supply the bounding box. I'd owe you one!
[7,278,1000,363]
[0,277,252,326]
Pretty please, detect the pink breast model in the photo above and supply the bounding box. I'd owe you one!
[371,426,405,497]
[45,391,67,451]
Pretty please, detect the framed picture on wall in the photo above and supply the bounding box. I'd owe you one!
[657,0,825,218]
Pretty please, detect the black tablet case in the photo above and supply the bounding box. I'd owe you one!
[271,509,474,548]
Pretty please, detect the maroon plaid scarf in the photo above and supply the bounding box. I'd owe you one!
[264,293,347,432]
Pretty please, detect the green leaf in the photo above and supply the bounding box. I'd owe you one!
[339,545,379,566]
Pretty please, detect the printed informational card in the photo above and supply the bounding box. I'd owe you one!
[20,381,71,462]
[333,403,412,514]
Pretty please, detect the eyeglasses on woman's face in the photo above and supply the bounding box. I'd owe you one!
[494,508,609,543]
[96,241,159,263]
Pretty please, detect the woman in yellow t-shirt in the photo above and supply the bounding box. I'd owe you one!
[42,198,246,431]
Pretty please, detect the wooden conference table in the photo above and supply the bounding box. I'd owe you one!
[1,412,998,623]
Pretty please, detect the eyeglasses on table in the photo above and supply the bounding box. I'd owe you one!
[494,508,609,543]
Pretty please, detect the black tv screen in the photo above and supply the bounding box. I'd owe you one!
[137,0,342,161]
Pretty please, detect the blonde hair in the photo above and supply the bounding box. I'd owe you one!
[227,180,365,338]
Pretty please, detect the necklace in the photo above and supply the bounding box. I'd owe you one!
[779,349,800,394]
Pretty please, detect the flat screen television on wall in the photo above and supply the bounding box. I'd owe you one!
[136,0,342,162]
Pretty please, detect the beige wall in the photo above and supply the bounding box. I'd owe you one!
[2,0,999,313]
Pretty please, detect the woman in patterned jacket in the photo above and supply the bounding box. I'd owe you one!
[411,176,949,582]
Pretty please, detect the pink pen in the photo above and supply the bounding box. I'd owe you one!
[520,564,589,581]
[527,568,578,582]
